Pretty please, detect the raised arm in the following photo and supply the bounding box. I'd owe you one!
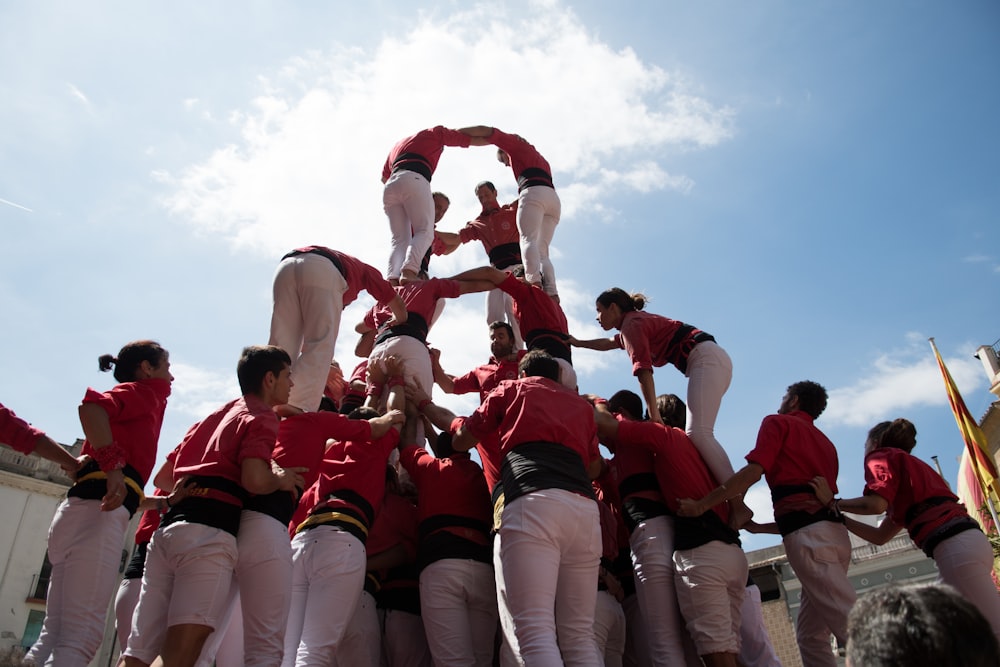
[449,265,506,286]
[636,369,661,425]
[429,348,456,394]
[434,230,463,256]
[458,125,495,146]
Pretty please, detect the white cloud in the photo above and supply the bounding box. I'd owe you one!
[824,335,985,427]
[66,82,89,106]
[159,1,734,270]
[168,361,240,420]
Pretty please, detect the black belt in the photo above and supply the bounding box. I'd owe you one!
[488,243,522,269]
[283,248,346,280]
[391,152,433,181]
[68,459,145,517]
[771,484,815,503]
[775,508,843,537]
[517,167,554,192]
[525,328,572,363]
[375,312,429,346]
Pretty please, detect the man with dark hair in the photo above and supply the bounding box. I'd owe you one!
[435,180,524,345]
[597,390,693,666]
[597,391,747,667]
[678,381,853,667]
[123,345,305,667]
[448,348,603,666]
[449,265,577,389]
[846,583,1000,667]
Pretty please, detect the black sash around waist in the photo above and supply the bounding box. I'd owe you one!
[283,247,346,280]
[904,495,955,525]
[123,541,149,580]
[244,488,298,525]
[517,167,554,192]
[674,511,741,551]
[775,508,844,537]
[68,459,145,517]
[163,475,249,537]
[622,495,671,534]
[771,484,815,503]
[489,243,522,269]
[391,152,433,181]
[501,441,595,506]
[375,312,430,346]
[923,516,981,558]
[671,328,715,374]
[524,328,572,363]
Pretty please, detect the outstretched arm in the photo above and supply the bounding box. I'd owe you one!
[844,515,902,545]
[458,125,495,146]
[677,463,764,517]
[429,348,456,394]
[449,265,506,286]
[568,336,618,351]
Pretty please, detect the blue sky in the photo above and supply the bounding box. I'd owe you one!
[1,1,997,551]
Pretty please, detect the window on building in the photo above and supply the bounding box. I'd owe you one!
[750,565,782,602]
[21,609,45,649]
[28,552,51,601]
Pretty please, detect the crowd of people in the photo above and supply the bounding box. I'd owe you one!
[2,124,998,667]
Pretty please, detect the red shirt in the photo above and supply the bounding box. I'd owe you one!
[81,378,171,484]
[498,273,568,337]
[364,278,462,331]
[458,203,520,253]
[489,128,552,179]
[398,445,492,529]
[381,126,473,183]
[465,376,598,465]
[863,447,968,548]
[614,311,710,376]
[616,420,727,523]
[0,403,45,455]
[274,412,374,491]
[605,416,665,505]
[310,429,400,527]
[294,246,397,309]
[170,394,278,486]
[367,491,419,562]
[746,410,839,517]
[452,354,524,400]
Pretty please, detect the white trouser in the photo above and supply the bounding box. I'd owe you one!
[420,559,498,667]
[337,590,381,667]
[384,170,434,279]
[269,251,348,412]
[554,357,578,392]
[27,497,129,667]
[620,593,652,667]
[516,185,560,296]
[124,522,239,664]
[238,510,293,667]
[486,288,523,348]
[382,608,433,667]
[782,521,854,667]
[738,584,782,667]
[933,528,1000,643]
[628,515,691,667]
[493,533,524,667]
[201,589,245,667]
[672,541,747,657]
[684,341,735,485]
[369,335,432,443]
[500,488,602,667]
[115,575,142,652]
[593,589,626,667]
[283,527,366,667]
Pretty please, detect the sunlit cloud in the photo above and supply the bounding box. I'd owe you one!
[824,334,985,427]
[160,1,734,273]
[67,83,89,106]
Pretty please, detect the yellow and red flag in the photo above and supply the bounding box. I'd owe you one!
[930,338,1000,513]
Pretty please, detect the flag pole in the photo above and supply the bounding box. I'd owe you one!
[929,337,1000,533]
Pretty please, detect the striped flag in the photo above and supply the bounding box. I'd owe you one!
[929,338,1000,509]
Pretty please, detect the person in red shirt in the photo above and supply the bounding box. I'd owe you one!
[27,341,172,667]
[283,360,405,666]
[269,245,406,415]
[435,181,524,345]
[122,346,303,667]
[678,381,853,667]
[459,126,561,298]
[449,265,577,390]
[811,418,1000,643]
[398,412,496,667]
[382,126,492,284]
[452,349,603,666]
[570,287,748,526]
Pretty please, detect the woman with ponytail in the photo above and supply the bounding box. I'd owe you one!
[571,288,748,526]
[27,340,172,667]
